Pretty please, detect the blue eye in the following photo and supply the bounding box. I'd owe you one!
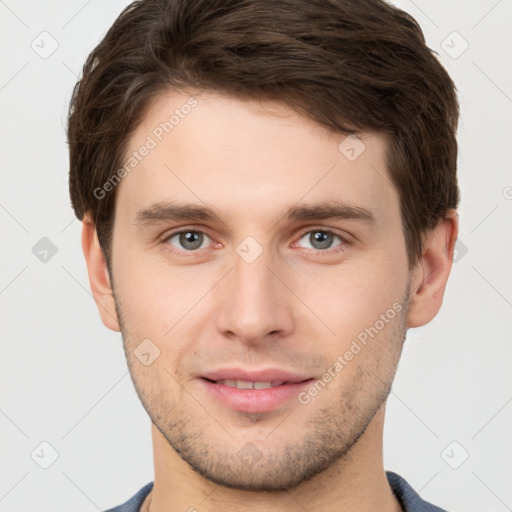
[166,230,211,251]
[297,230,344,250]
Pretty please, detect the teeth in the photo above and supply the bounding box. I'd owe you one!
[253,381,272,389]
[237,380,254,389]
[217,380,285,389]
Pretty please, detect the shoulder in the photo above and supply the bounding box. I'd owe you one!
[386,471,450,512]
[103,475,448,512]
[103,482,154,512]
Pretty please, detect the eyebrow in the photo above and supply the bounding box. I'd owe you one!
[286,202,375,223]
[133,200,375,226]
[134,202,222,226]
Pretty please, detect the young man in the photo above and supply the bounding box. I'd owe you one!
[67,0,459,510]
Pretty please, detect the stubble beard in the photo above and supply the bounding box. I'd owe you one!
[114,285,410,492]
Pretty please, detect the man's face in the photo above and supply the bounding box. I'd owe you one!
[109,90,411,490]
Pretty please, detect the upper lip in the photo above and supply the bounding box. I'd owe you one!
[201,368,312,384]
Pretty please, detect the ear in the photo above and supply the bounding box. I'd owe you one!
[81,214,120,332]
[406,210,459,328]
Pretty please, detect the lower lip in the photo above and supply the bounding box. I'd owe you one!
[200,378,315,413]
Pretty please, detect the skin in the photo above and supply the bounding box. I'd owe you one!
[82,90,458,511]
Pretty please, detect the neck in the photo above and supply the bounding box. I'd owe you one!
[148,404,402,512]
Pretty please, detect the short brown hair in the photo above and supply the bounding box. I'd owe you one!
[67,0,459,267]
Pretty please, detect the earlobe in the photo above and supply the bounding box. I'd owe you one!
[406,210,459,328]
[81,214,121,332]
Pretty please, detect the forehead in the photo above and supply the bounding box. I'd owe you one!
[115,90,399,228]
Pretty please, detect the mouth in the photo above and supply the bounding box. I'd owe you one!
[198,370,315,413]
[207,379,292,389]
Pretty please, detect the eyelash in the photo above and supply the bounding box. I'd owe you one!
[162,227,348,255]
[293,228,347,253]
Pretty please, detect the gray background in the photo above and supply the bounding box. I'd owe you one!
[1,0,511,510]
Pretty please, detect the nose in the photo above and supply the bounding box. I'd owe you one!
[215,248,295,344]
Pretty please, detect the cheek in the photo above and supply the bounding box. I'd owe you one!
[113,252,219,346]
[287,253,408,347]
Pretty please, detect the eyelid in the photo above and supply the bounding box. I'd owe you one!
[161,225,211,241]
[162,227,216,252]
[292,227,349,251]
